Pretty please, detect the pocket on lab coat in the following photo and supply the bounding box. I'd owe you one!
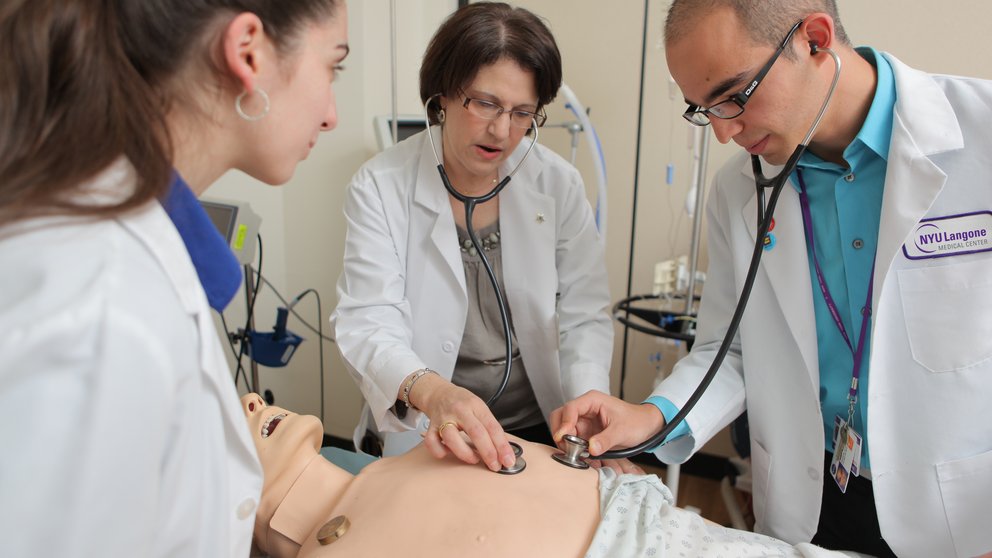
[935,448,992,558]
[898,258,992,372]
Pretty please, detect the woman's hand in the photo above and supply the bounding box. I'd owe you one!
[409,373,517,472]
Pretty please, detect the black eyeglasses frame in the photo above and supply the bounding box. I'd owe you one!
[682,19,805,127]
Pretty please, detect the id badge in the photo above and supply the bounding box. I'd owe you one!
[829,416,863,493]
[850,429,862,477]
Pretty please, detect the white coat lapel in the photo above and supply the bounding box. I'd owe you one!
[741,158,819,382]
[117,197,201,317]
[413,128,466,295]
[875,54,963,306]
[498,138,556,328]
[500,177,556,320]
[118,197,259,467]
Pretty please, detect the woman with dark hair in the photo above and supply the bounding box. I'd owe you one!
[332,2,627,475]
[0,0,348,555]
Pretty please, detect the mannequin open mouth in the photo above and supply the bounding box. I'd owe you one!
[262,413,287,438]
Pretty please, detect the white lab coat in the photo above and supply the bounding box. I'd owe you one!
[332,128,613,455]
[0,161,263,557]
[652,53,992,558]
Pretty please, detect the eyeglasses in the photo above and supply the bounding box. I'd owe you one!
[462,96,547,128]
[682,20,804,127]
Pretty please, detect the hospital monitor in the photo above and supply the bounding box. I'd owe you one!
[373,114,426,151]
[199,198,262,265]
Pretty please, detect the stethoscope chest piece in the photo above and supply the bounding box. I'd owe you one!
[496,441,527,474]
[498,457,527,475]
[510,441,523,457]
[552,434,591,469]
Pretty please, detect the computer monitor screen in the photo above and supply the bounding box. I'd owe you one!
[201,202,238,243]
[373,114,427,151]
[199,198,261,265]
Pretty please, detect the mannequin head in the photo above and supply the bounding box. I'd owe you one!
[241,393,347,557]
[242,393,323,477]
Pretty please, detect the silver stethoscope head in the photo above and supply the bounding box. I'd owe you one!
[497,441,527,475]
[552,434,591,469]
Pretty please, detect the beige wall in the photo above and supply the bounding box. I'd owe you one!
[205,0,992,447]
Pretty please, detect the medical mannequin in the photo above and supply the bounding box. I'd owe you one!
[244,393,599,557]
[242,394,852,558]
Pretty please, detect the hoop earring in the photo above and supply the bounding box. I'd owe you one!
[437,108,446,124]
[235,88,270,122]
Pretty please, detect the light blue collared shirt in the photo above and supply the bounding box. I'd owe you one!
[790,47,894,471]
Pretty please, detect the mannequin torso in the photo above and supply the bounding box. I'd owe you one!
[295,438,599,557]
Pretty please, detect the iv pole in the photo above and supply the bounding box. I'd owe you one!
[546,83,609,239]
[614,0,711,504]
[389,0,398,144]
[665,126,710,503]
[684,127,710,319]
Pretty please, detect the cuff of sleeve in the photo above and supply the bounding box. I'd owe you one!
[644,396,692,450]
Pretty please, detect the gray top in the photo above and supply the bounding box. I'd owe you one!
[451,222,544,431]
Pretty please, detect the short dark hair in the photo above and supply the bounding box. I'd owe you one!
[0,0,342,226]
[420,2,562,125]
[665,0,850,60]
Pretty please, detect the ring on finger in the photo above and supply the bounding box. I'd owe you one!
[437,421,458,437]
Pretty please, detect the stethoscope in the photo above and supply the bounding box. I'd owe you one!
[424,95,541,407]
[556,44,843,468]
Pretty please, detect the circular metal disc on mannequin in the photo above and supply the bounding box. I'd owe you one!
[317,515,351,545]
[497,455,527,475]
[552,451,590,469]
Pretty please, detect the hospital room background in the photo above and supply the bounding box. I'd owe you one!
[205,0,992,509]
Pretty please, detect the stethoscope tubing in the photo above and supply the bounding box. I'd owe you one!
[600,46,842,459]
[424,95,541,406]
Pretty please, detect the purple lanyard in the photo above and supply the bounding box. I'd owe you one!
[796,170,875,412]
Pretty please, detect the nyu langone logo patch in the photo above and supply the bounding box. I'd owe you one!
[903,211,992,260]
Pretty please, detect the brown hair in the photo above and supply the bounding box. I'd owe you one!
[665,0,850,59]
[420,2,562,125]
[0,0,341,226]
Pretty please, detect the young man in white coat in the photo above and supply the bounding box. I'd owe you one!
[552,1,992,557]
